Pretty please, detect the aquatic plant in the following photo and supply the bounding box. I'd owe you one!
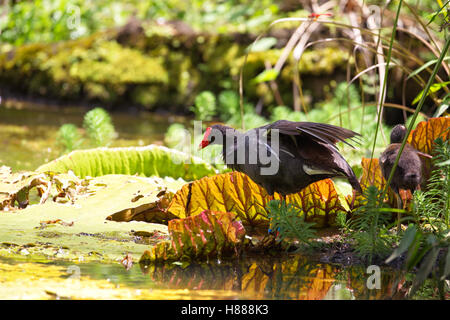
[56,123,83,153]
[217,90,240,121]
[82,107,117,147]
[190,91,217,121]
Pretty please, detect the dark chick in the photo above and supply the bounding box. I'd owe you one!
[379,124,422,194]
[199,120,362,196]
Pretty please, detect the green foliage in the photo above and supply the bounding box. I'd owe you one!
[266,200,317,247]
[164,123,189,149]
[56,123,83,153]
[190,91,217,121]
[83,107,117,147]
[217,90,240,121]
[270,106,306,122]
[320,82,389,152]
[384,137,449,299]
[412,137,450,232]
[386,225,449,299]
[228,112,268,130]
[0,0,279,45]
[412,81,450,105]
[37,145,217,180]
[348,186,395,263]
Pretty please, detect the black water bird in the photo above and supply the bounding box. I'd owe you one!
[199,120,362,196]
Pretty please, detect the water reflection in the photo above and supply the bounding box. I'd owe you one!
[135,255,403,300]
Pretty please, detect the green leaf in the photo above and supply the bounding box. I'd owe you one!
[412,81,450,105]
[405,231,424,271]
[248,37,277,52]
[437,159,450,166]
[252,69,279,83]
[37,145,218,181]
[433,102,449,118]
[385,225,417,263]
[83,107,117,147]
[426,0,450,25]
[407,57,450,80]
[411,246,440,296]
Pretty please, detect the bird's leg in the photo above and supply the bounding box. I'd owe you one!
[395,193,403,232]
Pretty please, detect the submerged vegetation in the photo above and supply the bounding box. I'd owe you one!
[0,0,449,300]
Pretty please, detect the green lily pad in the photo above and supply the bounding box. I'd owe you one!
[0,174,186,263]
[36,145,218,181]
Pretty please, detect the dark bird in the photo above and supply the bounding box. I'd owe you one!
[379,124,423,195]
[379,124,429,230]
[199,120,362,196]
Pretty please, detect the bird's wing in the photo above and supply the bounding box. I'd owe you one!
[266,120,361,150]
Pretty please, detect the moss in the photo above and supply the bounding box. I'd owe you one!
[0,28,351,110]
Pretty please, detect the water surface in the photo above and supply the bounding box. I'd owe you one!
[0,100,186,171]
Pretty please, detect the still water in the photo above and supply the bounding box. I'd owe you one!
[0,100,187,171]
[0,254,404,300]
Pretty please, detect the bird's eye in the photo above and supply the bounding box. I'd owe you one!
[209,136,215,143]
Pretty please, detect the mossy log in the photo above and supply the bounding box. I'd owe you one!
[0,21,352,111]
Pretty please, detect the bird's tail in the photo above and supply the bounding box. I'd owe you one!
[346,172,362,194]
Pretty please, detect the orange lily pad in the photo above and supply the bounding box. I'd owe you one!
[140,210,246,262]
[167,172,349,229]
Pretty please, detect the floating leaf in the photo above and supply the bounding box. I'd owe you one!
[37,145,218,181]
[0,173,184,262]
[286,179,349,226]
[139,210,246,262]
[0,168,84,210]
[167,171,349,229]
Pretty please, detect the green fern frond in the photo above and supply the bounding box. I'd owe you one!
[266,200,317,247]
[348,186,395,263]
[413,137,450,232]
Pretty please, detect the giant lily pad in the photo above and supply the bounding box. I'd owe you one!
[0,173,186,262]
[37,145,218,181]
[167,171,349,229]
[140,210,246,263]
